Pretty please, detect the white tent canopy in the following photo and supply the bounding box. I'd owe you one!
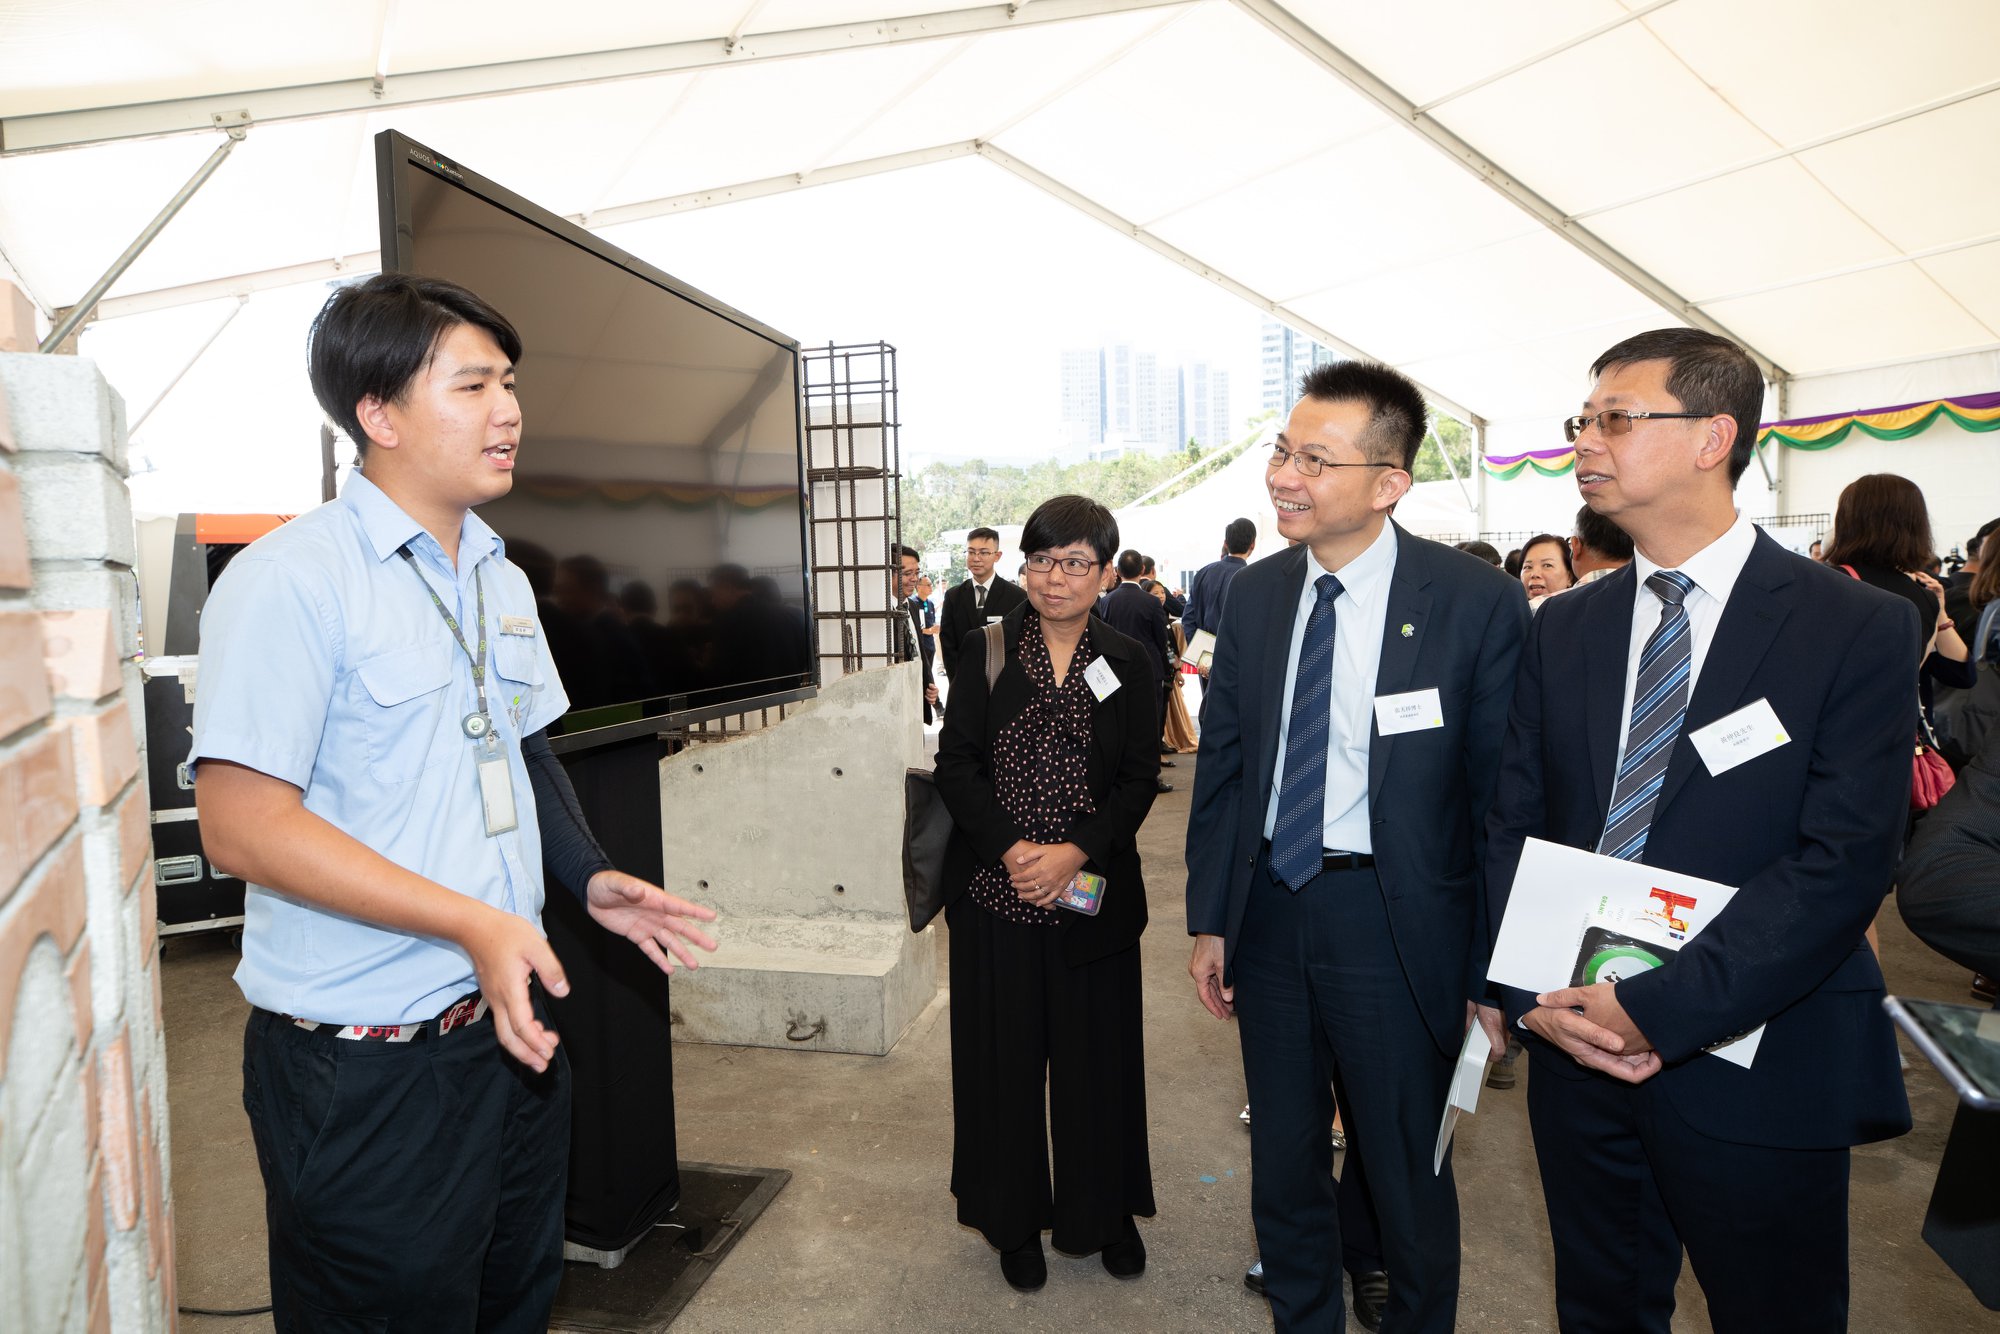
[2,0,1996,531]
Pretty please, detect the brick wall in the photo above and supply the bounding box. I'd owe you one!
[0,343,174,1332]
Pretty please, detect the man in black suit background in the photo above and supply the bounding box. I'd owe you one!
[939,526,1027,680]
[1182,516,1257,644]
[896,544,939,724]
[1487,328,1916,1332]
[1185,361,1527,1332]
[1101,548,1176,794]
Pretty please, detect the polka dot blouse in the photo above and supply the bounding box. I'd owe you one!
[968,611,1100,926]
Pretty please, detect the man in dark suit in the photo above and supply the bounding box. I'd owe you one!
[1181,516,1257,642]
[1101,549,1176,793]
[1185,361,1527,1333]
[896,544,939,724]
[939,526,1027,680]
[1487,328,1916,1333]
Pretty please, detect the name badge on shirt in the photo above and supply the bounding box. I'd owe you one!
[1687,698,1789,776]
[1373,687,1444,736]
[1083,657,1121,702]
[498,615,536,637]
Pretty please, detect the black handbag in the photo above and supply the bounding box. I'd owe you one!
[903,622,1007,931]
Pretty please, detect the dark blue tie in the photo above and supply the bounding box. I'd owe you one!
[1598,570,1696,862]
[1271,573,1343,890]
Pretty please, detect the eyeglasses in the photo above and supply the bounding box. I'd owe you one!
[964,547,999,557]
[1268,442,1394,478]
[1023,553,1100,576]
[1562,409,1713,444]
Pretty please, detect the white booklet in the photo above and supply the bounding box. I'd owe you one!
[1434,1023,1492,1174]
[1184,628,1217,672]
[1487,838,1764,1069]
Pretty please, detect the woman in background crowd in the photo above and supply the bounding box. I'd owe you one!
[933,495,1162,1293]
[1517,532,1575,610]
[1142,578,1198,754]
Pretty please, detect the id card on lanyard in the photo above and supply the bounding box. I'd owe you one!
[398,548,518,836]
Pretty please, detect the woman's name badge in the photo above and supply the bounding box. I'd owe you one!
[1688,698,1789,776]
[1083,657,1120,701]
[477,748,518,836]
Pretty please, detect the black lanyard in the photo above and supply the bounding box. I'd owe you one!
[397,546,490,735]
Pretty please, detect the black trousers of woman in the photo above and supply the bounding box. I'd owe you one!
[947,895,1155,1254]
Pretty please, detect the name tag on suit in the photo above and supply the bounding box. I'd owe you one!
[498,615,536,637]
[1374,687,1444,736]
[1687,697,1789,776]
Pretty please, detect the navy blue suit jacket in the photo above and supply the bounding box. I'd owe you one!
[1185,525,1529,1056]
[1181,554,1248,638]
[1486,529,1916,1150]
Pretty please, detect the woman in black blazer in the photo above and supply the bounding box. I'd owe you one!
[933,494,1162,1293]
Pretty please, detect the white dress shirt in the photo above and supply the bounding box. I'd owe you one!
[1611,511,1758,774]
[1262,521,1398,854]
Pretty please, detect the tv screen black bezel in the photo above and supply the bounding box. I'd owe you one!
[374,128,818,753]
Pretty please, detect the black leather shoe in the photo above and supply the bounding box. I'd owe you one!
[1351,1270,1389,1332]
[1244,1260,1265,1296]
[1101,1218,1146,1279]
[1155,778,1175,793]
[1001,1237,1046,1292]
[1160,758,1177,768]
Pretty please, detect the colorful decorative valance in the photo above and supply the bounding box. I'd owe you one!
[1480,391,2000,479]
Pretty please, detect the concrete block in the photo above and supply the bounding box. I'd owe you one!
[32,569,139,658]
[55,700,139,808]
[0,353,125,470]
[13,1044,89,1334]
[0,1131,24,1334]
[0,282,34,356]
[0,609,51,741]
[139,1088,162,1277]
[0,837,87,1081]
[0,468,28,588]
[2,933,77,1143]
[16,453,135,567]
[80,841,127,1034]
[0,728,80,899]
[662,663,937,1055]
[39,609,119,701]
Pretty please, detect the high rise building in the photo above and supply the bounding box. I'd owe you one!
[1260,319,1338,417]
[1061,343,1231,457]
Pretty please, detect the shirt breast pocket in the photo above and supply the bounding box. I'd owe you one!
[490,637,546,733]
[354,645,456,786]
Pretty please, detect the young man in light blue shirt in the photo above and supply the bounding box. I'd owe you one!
[192,273,717,1330]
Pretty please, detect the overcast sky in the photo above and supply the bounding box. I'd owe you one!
[82,154,1270,517]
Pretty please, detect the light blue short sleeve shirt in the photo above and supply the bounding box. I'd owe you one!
[190,472,569,1024]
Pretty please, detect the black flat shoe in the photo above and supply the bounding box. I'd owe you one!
[1352,1269,1389,1332]
[1001,1237,1047,1292]
[1101,1218,1146,1279]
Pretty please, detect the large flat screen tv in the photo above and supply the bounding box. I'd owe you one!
[376,129,816,750]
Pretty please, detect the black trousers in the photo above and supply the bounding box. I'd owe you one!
[1527,1050,1851,1333]
[242,995,571,1333]
[1235,851,1459,1334]
[946,895,1155,1254]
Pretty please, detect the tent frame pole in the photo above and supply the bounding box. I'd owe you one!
[38,117,247,353]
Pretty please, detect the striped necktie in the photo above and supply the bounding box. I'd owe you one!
[1270,573,1343,890]
[1599,570,1696,862]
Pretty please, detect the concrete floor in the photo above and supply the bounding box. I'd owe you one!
[164,755,1996,1331]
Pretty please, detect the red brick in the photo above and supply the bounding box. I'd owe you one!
[139,858,158,960]
[0,837,86,1079]
[56,700,138,808]
[140,1087,164,1278]
[38,609,120,701]
[80,1052,100,1158]
[0,728,79,901]
[0,282,32,359]
[0,608,52,739]
[0,469,27,587]
[97,1026,140,1231]
[65,936,93,1049]
[85,1157,107,1311]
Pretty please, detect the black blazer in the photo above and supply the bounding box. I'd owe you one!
[939,575,1028,678]
[1486,529,1917,1150]
[1184,525,1529,1054]
[934,605,1161,965]
[1099,581,1172,686]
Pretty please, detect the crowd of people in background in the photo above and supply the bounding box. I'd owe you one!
[918,325,2000,1331]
